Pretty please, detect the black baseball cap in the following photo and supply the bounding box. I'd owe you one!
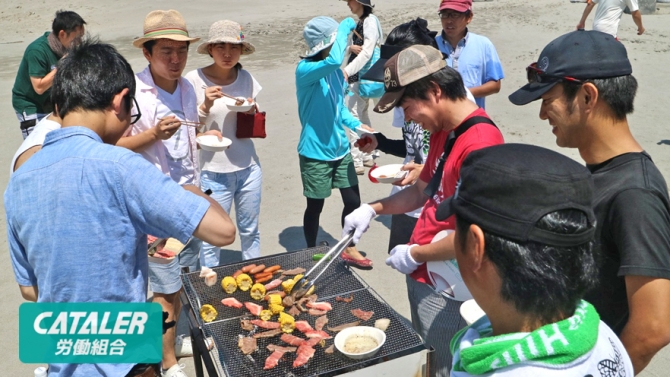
[436,144,596,247]
[509,30,632,106]
[360,44,404,83]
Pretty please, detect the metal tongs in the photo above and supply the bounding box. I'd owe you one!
[291,231,355,299]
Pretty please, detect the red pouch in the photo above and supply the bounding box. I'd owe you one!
[236,104,266,139]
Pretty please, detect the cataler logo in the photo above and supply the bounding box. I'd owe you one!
[20,303,162,364]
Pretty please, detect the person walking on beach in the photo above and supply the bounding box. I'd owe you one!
[185,20,263,265]
[577,0,645,38]
[296,16,372,268]
[344,45,504,376]
[342,0,382,174]
[11,10,85,138]
[509,29,670,375]
[119,10,221,377]
[435,0,503,109]
[441,144,634,377]
[5,39,235,377]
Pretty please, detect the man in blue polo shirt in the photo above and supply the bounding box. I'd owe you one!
[5,40,236,377]
[435,0,504,109]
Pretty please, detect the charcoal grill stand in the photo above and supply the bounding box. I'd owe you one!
[181,247,429,377]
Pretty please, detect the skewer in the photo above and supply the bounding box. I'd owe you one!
[353,30,363,40]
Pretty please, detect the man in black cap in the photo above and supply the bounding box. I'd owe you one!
[509,29,670,374]
[343,44,503,376]
[437,143,633,376]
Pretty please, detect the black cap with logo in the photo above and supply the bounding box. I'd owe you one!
[509,30,632,106]
[436,144,596,247]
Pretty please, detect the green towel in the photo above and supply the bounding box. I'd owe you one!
[451,300,600,375]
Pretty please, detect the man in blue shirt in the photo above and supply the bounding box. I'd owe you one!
[435,0,504,109]
[5,40,235,377]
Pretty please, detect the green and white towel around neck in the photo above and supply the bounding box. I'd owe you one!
[450,300,633,376]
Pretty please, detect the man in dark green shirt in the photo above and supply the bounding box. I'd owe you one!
[12,10,85,138]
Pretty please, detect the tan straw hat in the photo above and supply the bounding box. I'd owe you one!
[197,20,255,55]
[132,10,200,48]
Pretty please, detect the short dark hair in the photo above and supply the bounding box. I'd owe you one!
[385,18,438,49]
[456,209,598,323]
[52,38,135,118]
[52,10,86,35]
[143,40,190,55]
[400,66,468,105]
[562,75,637,120]
[360,5,373,20]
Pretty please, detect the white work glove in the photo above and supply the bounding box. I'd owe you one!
[386,244,421,274]
[342,203,377,244]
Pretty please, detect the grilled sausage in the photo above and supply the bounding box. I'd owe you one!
[241,264,257,273]
[249,264,266,275]
[263,265,281,274]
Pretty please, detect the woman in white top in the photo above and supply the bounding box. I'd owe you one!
[185,20,262,265]
[343,0,382,173]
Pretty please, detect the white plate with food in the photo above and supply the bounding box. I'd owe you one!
[334,326,386,360]
[196,135,232,152]
[222,96,254,112]
[148,237,185,264]
[369,164,407,184]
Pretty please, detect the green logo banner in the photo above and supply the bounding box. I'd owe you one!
[20,303,162,364]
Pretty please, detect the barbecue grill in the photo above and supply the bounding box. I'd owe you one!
[180,246,430,377]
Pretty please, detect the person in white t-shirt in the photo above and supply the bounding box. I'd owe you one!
[11,113,61,173]
[435,144,634,377]
[577,0,645,38]
[185,20,262,265]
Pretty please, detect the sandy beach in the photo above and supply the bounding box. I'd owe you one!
[1,0,670,375]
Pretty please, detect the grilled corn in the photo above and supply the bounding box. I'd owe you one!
[250,283,266,300]
[199,304,218,323]
[269,303,285,315]
[236,273,253,291]
[267,293,283,306]
[279,312,295,333]
[221,276,237,294]
[260,309,273,321]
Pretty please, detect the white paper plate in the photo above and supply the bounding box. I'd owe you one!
[354,127,379,137]
[222,97,254,112]
[196,135,232,152]
[426,230,474,302]
[369,164,407,184]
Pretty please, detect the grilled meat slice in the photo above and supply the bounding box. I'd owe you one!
[327,321,361,332]
[281,267,307,276]
[250,320,281,329]
[238,336,257,355]
[240,319,254,331]
[293,344,316,368]
[315,315,329,331]
[294,320,314,333]
[335,294,354,303]
[253,328,283,339]
[351,308,374,321]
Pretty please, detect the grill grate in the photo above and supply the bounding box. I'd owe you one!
[182,247,425,377]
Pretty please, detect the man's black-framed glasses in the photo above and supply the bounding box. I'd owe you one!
[526,62,584,84]
[439,11,468,20]
[129,96,141,125]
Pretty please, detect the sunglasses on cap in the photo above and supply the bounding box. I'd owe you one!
[526,62,584,84]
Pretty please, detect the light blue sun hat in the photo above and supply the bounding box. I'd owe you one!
[301,16,339,59]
